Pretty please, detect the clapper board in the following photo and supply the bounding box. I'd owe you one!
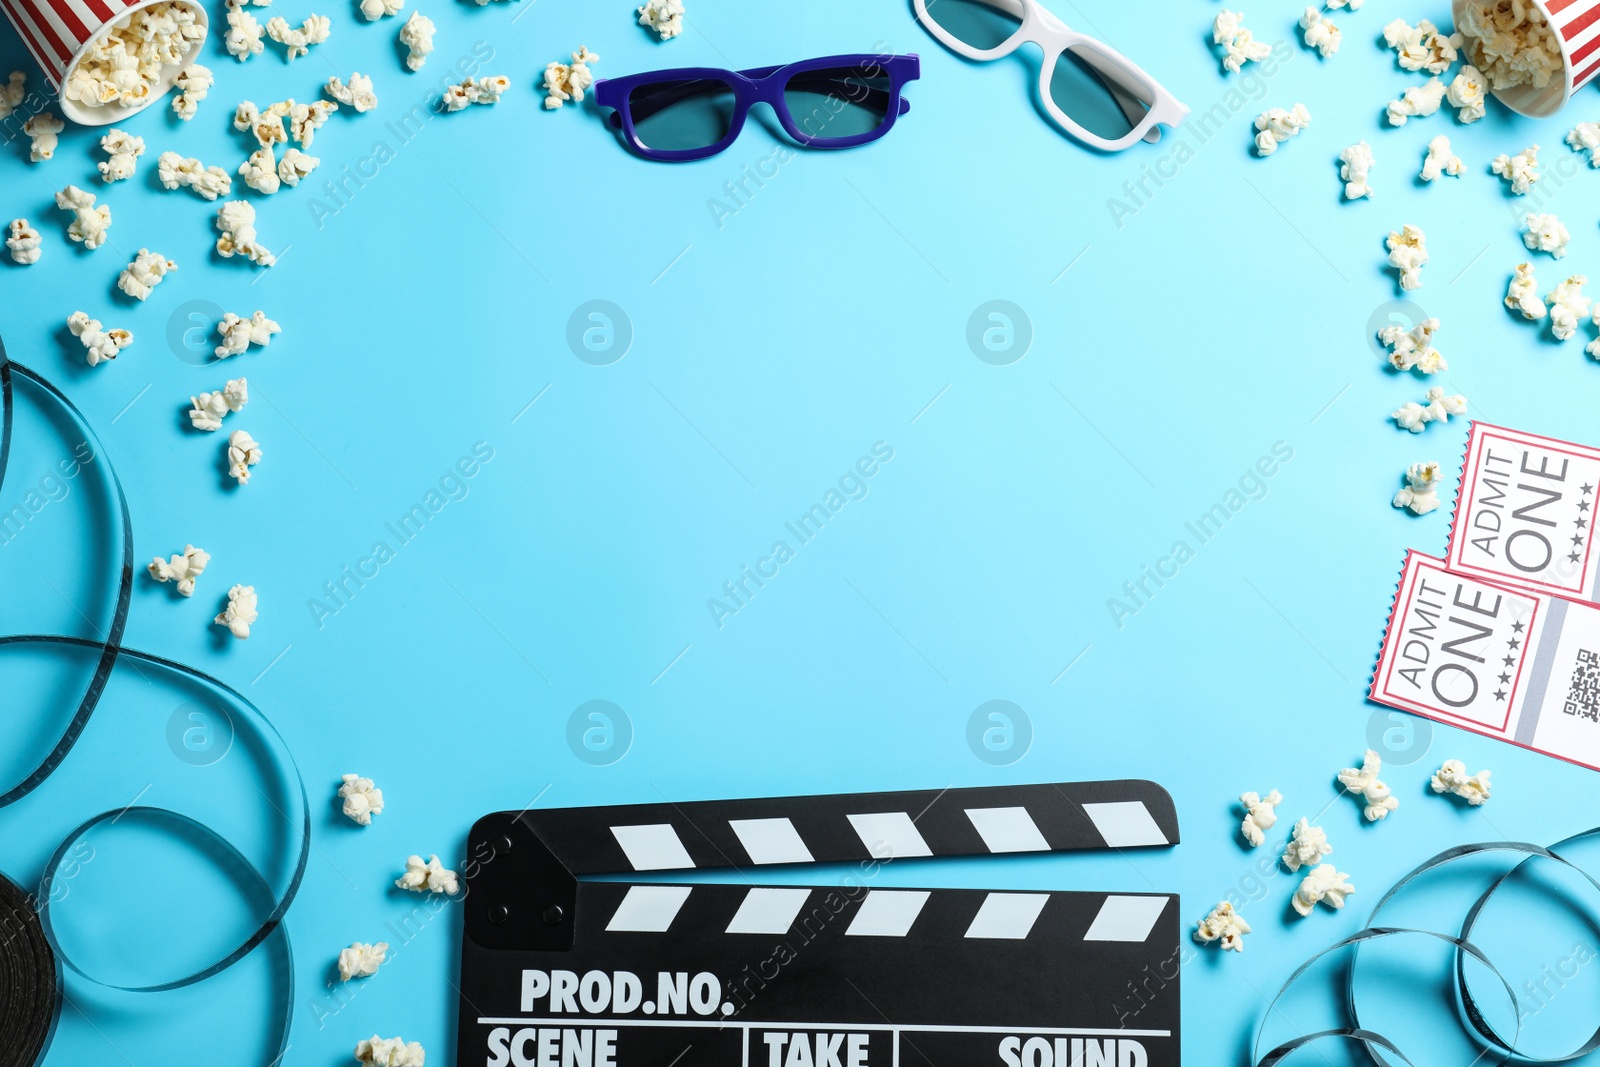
[458,782,1181,1067]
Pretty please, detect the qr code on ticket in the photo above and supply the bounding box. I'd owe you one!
[1563,649,1600,722]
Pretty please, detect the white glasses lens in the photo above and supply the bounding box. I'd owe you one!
[1048,44,1154,141]
[920,0,1022,51]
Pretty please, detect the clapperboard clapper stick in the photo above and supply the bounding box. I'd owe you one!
[459,782,1181,1067]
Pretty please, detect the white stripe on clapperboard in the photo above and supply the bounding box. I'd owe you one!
[608,801,1167,871]
[605,887,1168,943]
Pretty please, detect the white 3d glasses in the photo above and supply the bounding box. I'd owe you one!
[913,0,1189,151]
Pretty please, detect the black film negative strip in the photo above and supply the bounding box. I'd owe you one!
[459,781,1181,1067]
[0,348,307,1067]
[0,871,58,1067]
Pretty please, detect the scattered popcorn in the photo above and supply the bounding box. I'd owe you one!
[215,310,281,357]
[148,544,210,596]
[215,583,258,637]
[1386,77,1446,126]
[1194,901,1251,952]
[396,854,459,894]
[1568,121,1600,167]
[337,941,389,980]
[171,63,213,119]
[235,99,289,146]
[1447,65,1488,123]
[1253,104,1310,156]
[355,1036,426,1067]
[226,430,262,485]
[67,311,133,367]
[399,12,435,72]
[239,146,281,194]
[1212,10,1272,73]
[1378,317,1445,373]
[266,13,331,60]
[1393,386,1467,433]
[1506,262,1547,320]
[1394,461,1443,514]
[1238,789,1282,847]
[1523,212,1570,258]
[55,186,112,249]
[638,0,684,40]
[1292,864,1354,916]
[359,0,403,18]
[157,152,233,199]
[289,99,338,145]
[471,73,510,103]
[0,70,24,122]
[1458,0,1563,92]
[1548,274,1591,341]
[1406,397,1458,441]
[1339,141,1375,199]
[6,219,40,266]
[1325,0,1362,8]
[278,147,320,186]
[1382,18,1461,74]
[96,128,146,183]
[339,773,385,825]
[1588,313,1600,360]
[1491,144,1540,194]
[24,112,63,163]
[1386,224,1428,291]
[543,45,599,108]
[441,75,511,111]
[62,1,205,112]
[1421,134,1464,180]
[188,376,248,430]
[1396,400,1437,430]
[1281,817,1332,873]
[1300,8,1340,57]
[1430,759,1492,805]
[116,248,177,300]
[224,0,266,60]
[216,200,276,267]
[1338,749,1400,819]
[326,73,377,112]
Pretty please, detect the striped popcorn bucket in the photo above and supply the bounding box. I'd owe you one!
[0,0,207,124]
[1454,0,1600,117]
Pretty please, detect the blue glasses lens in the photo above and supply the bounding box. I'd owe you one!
[1048,44,1152,141]
[921,0,1022,51]
[782,64,892,142]
[628,77,738,152]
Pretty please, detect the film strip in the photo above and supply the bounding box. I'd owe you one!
[0,343,308,1066]
[1252,829,1600,1066]
[0,872,57,1067]
[458,781,1181,1067]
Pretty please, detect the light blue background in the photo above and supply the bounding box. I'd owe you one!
[3,0,1600,1062]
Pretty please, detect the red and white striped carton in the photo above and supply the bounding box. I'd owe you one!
[1552,0,1600,97]
[0,0,207,125]
[1454,0,1600,117]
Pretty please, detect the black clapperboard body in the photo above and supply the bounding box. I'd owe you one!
[459,783,1180,1067]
